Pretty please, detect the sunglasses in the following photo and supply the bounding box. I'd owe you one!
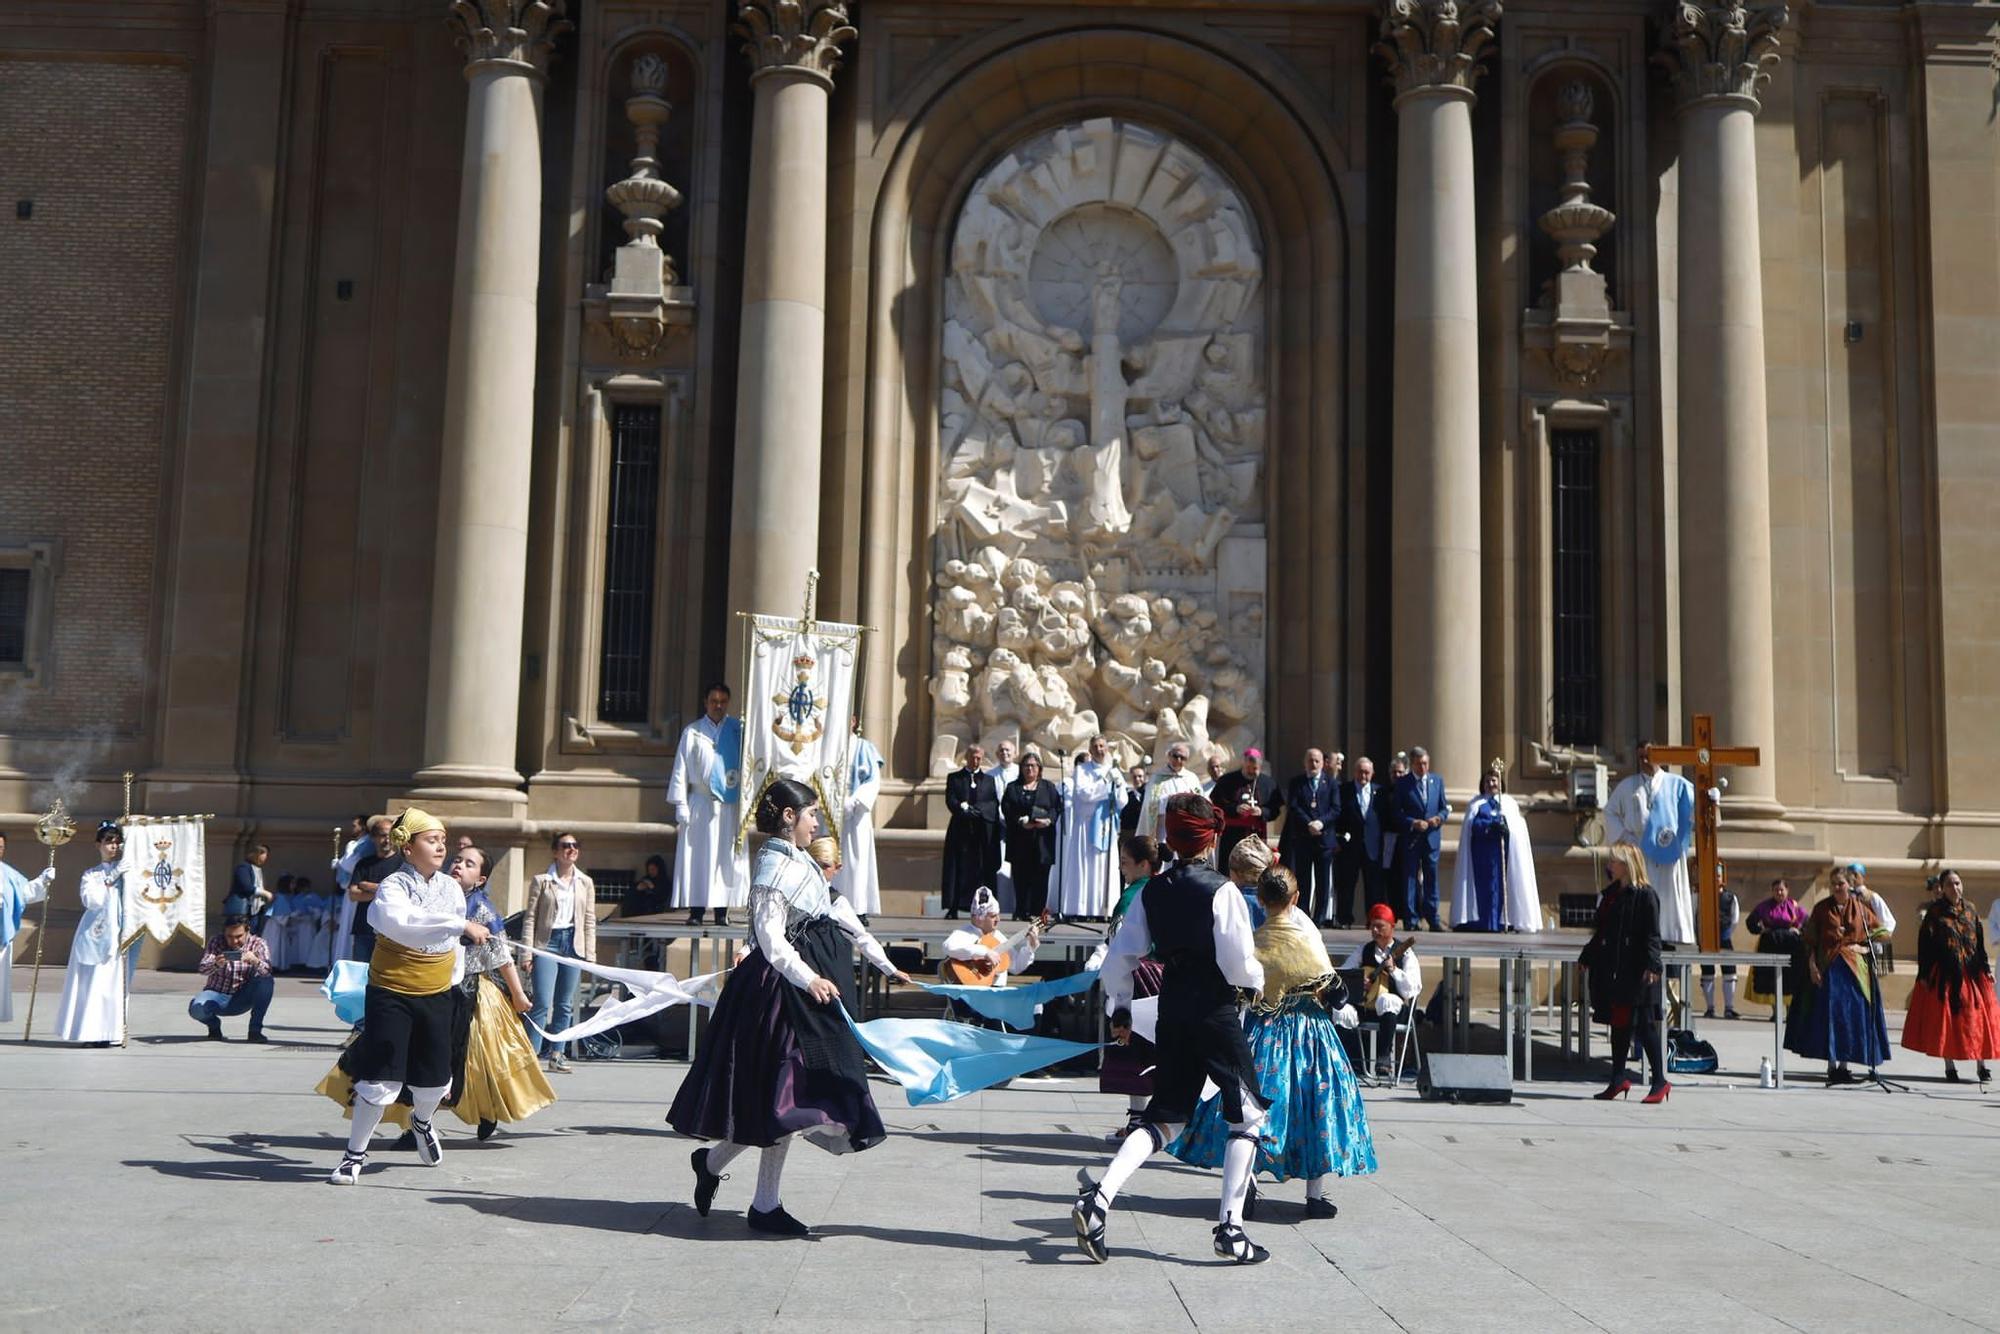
[557,842,580,851]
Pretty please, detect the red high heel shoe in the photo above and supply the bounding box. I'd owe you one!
[1642,1082,1672,1105]
[1593,1079,1634,1101]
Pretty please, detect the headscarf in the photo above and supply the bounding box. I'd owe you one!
[1918,896,1988,1009]
[388,806,445,850]
[1226,836,1274,885]
[1163,799,1225,859]
[971,885,1000,918]
[1368,903,1396,925]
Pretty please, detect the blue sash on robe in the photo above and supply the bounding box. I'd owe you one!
[1645,773,1695,865]
[709,717,743,804]
[850,737,882,791]
[918,968,1101,1030]
[0,862,34,947]
[842,1010,1100,1105]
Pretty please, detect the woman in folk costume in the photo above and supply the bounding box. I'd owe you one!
[55,822,135,1046]
[1452,765,1541,932]
[832,720,883,918]
[1171,866,1376,1221]
[1091,835,1165,1142]
[1078,792,1272,1266]
[1785,865,1891,1085]
[449,846,555,1139]
[1743,877,1807,1009]
[1901,869,1999,1083]
[321,807,491,1185]
[670,778,912,1238]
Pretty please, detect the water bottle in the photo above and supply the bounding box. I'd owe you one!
[1758,1056,1774,1089]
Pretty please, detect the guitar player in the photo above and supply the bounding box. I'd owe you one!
[1339,903,1422,1078]
[941,887,1044,1027]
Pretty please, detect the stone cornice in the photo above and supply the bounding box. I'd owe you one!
[1375,0,1503,104]
[734,0,856,88]
[1656,1,1789,112]
[447,0,569,76]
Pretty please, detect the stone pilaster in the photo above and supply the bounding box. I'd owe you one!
[1376,0,1500,784]
[413,0,567,802]
[1657,0,1787,816]
[724,1,855,643]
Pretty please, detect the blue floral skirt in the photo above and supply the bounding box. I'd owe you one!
[1169,999,1378,1183]
[1784,956,1890,1067]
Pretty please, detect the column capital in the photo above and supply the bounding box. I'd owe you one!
[447,0,570,77]
[734,0,856,89]
[1656,1,1789,113]
[1375,0,1502,104]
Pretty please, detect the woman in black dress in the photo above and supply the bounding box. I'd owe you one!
[1578,842,1669,1104]
[668,778,911,1236]
[1002,753,1064,920]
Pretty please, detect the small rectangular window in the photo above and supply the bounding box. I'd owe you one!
[0,567,29,665]
[597,403,663,724]
[1550,429,1602,747]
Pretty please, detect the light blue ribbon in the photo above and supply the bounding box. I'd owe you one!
[842,1010,1101,1106]
[710,716,743,804]
[918,969,1101,1030]
[321,959,369,1025]
[1645,772,1696,864]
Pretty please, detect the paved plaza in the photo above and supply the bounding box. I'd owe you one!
[2,980,1997,1334]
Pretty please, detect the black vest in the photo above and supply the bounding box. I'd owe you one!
[1141,862,1235,1018]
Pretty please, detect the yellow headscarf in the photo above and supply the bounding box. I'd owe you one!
[389,806,445,850]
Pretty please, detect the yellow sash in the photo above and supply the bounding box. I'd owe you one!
[371,935,455,996]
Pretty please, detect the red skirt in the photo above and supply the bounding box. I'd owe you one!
[1901,976,2000,1060]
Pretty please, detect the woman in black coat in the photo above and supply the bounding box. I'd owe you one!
[1578,842,1669,1104]
[1001,753,1064,920]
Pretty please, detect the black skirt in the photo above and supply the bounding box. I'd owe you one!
[667,913,885,1153]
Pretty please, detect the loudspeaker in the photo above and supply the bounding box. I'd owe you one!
[1417,1053,1513,1105]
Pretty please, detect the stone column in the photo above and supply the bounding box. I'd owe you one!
[1376,0,1500,780]
[1659,1,1787,815]
[724,0,856,637]
[414,0,568,798]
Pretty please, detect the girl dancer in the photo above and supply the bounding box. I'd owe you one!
[668,778,910,1236]
[1171,866,1376,1220]
[450,846,555,1139]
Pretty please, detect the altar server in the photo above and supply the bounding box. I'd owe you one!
[1604,745,1696,944]
[668,682,746,926]
[54,823,136,1045]
[1055,735,1129,919]
[1,832,56,1025]
[833,720,884,917]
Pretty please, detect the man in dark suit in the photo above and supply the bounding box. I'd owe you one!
[1208,749,1281,866]
[1119,764,1148,836]
[1393,746,1451,931]
[1336,754,1389,924]
[1280,748,1341,924]
[942,744,1002,918]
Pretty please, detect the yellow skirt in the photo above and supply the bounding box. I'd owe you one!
[454,976,557,1127]
[315,979,556,1129]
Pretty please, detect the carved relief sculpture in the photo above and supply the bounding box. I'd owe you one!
[931,118,1268,773]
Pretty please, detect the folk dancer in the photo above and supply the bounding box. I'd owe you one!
[450,846,554,1140]
[833,719,884,918]
[1603,745,1697,945]
[1340,904,1422,1078]
[1901,868,1998,1084]
[1699,872,1742,1019]
[322,808,492,1184]
[1785,865,1890,1085]
[1172,866,1375,1221]
[1450,765,1541,932]
[0,831,56,1024]
[941,886,1043,1013]
[668,682,745,926]
[1089,835,1165,1141]
[670,779,912,1237]
[1076,793,1272,1266]
[54,823,137,1045]
[1054,735,1130,920]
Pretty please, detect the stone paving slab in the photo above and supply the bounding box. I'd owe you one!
[2,985,1997,1333]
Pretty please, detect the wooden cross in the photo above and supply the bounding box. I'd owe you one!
[1644,714,1761,951]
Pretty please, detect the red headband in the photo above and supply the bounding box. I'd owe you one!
[1164,804,1226,858]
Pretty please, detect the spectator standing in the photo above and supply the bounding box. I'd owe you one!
[1902,869,1999,1083]
[335,817,400,964]
[520,831,597,1073]
[1579,843,1670,1104]
[1393,747,1450,932]
[188,916,274,1042]
[1280,749,1341,925]
[1336,756,1388,922]
[1000,753,1062,921]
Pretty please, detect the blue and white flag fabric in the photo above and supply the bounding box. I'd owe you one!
[842,1011,1100,1106]
[918,969,1101,1031]
[321,959,370,1025]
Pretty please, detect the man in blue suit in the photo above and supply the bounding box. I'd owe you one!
[1336,755,1388,924]
[1279,748,1342,924]
[1393,747,1451,931]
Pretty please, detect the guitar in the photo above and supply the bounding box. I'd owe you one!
[940,908,1052,987]
[1361,937,1419,1008]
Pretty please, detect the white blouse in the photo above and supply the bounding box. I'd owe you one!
[749,838,896,990]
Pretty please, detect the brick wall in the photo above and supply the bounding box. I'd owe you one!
[0,58,190,737]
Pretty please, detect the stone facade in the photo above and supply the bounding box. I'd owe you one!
[2,0,1998,960]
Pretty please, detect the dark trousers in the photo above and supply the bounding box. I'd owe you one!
[1340,848,1390,918]
[1289,844,1335,923]
[189,974,274,1033]
[1403,842,1441,925]
[1014,856,1052,919]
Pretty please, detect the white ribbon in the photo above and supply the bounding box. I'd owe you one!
[521,943,725,1044]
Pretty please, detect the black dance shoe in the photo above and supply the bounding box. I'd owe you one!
[1212,1222,1270,1265]
[1241,1183,1259,1222]
[1072,1171,1109,1264]
[690,1147,726,1217]
[1304,1197,1338,1220]
[747,1204,812,1237]
[476,1119,498,1141]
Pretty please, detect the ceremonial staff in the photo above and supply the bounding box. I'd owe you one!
[24,798,77,1040]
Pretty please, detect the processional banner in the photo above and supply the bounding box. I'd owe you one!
[118,816,210,947]
[739,603,864,846]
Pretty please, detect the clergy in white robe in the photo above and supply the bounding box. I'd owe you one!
[1449,774,1542,932]
[1137,744,1204,843]
[986,742,1021,913]
[1604,749,1696,944]
[833,731,884,916]
[1,847,56,1025]
[1055,738,1129,917]
[667,688,747,913]
[55,824,135,1044]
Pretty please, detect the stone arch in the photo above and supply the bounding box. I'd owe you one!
[848,24,1359,785]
